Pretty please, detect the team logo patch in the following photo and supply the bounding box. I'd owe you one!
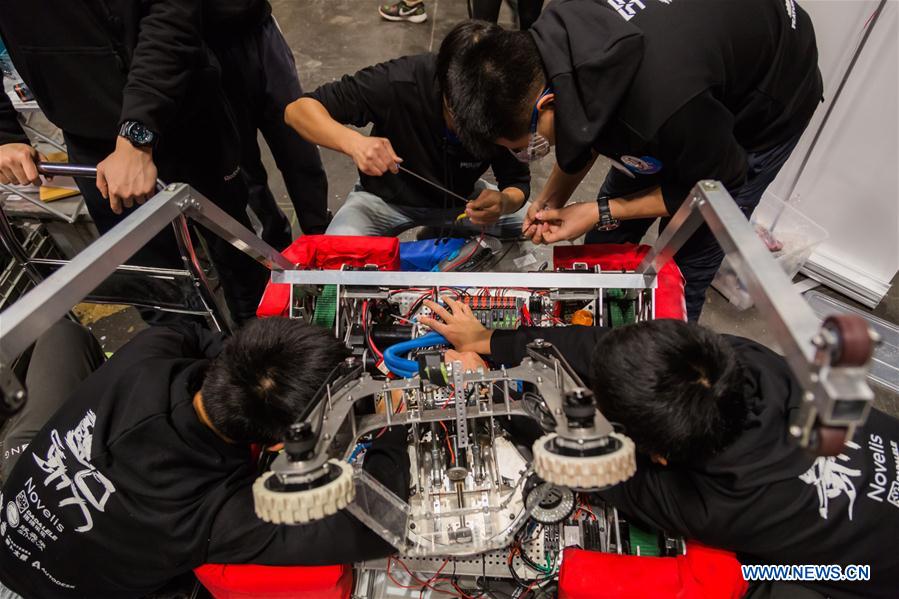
[621,155,663,175]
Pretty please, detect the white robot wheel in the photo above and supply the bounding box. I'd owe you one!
[253,459,355,525]
[532,432,636,489]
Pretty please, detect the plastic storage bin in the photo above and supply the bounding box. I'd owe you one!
[712,195,828,310]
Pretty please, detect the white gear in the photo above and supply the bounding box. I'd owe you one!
[253,460,355,524]
[532,432,636,489]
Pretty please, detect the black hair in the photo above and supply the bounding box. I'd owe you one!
[200,318,349,445]
[439,20,545,157]
[589,320,747,464]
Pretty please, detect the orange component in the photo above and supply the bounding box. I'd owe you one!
[571,309,594,326]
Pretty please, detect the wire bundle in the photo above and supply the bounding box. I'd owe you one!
[382,332,448,378]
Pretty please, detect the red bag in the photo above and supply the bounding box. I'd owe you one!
[256,235,401,318]
[558,543,747,599]
[194,563,352,599]
[553,244,687,321]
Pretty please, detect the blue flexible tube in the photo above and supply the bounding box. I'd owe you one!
[383,332,448,378]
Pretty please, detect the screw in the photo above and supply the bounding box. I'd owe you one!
[804,392,815,402]
[790,425,802,438]
[700,181,717,191]
[15,390,25,400]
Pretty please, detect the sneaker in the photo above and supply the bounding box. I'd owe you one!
[378,1,428,23]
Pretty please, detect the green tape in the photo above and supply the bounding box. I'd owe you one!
[312,285,338,327]
[608,289,636,327]
[628,524,661,557]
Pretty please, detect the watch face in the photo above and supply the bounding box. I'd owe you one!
[125,122,154,146]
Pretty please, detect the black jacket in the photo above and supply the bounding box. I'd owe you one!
[0,0,214,145]
[204,0,273,46]
[491,326,899,599]
[531,0,823,214]
[0,325,409,598]
[306,54,530,209]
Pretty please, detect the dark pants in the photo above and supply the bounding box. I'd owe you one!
[0,320,103,482]
[64,103,269,324]
[468,0,546,29]
[215,16,329,249]
[586,131,806,321]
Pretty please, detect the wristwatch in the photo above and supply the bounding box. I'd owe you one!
[595,195,620,231]
[118,120,156,148]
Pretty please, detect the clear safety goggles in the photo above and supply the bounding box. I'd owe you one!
[510,88,553,163]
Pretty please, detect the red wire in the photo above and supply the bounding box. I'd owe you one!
[387,557,466,597]
[438,421,456,465]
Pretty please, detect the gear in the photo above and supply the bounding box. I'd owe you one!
[253,460,355,524]
[532,433,636,489]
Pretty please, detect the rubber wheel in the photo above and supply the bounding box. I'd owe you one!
[532,432,636,489]
[253,460,354,524]
[824,315,874,367]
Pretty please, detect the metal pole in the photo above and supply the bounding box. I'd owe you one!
[0,185,192,362]
[179,188,294,272]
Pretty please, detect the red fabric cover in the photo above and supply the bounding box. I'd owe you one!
[553,244,687,321]
[194,564,352,599]
[256,235,401,318]
[558,543,748,599]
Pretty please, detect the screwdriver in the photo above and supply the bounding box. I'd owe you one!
[397,165,471,222]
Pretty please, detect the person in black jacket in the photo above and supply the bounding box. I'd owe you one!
[421,298,899,599]
[285,21,531,237]
[0,0,267,323]
[443,0,823,320]
[206,0,330,249]
[0,317,409,598]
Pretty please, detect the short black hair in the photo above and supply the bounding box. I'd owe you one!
[201,318,349,445]
[439,21,545,157]
[590,320,747,463]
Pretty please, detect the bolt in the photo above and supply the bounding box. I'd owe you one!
[14,390,25,400]
[812,334,826,347]
[534,338,545,346]
[790,425,802,438]
[804,392,815,403]
[700,181,717,191]
[810,374,819,384]
[509,513,516,520]
[537,376,543,384]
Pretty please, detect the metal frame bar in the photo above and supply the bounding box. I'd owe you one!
[0,182,291,366]
[638,180,874,445]
[272,269,651,289]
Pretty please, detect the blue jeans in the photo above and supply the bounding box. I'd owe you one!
[586,129,807,321]
[326,181,528,238]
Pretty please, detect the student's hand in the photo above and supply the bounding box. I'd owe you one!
[531,202,600,244]
[96,137,158,215]
[466,189,518,225]
[444,349,488,372]
[523,192,566,244]
[420,297,493,354]
[0,143,41,186]
[348,134,402,176]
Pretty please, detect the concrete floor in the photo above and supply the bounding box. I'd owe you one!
[258,0,899,414]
